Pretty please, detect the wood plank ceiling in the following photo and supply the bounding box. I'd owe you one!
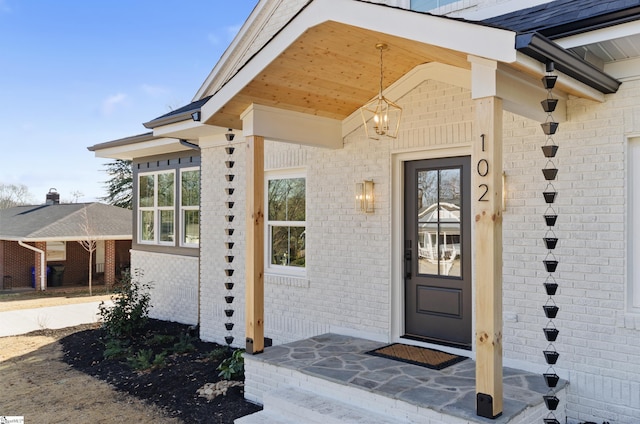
[206,21,471,129]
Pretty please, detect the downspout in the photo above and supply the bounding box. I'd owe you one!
[18,240,46,291]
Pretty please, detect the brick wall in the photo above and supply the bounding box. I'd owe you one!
[1,241,36,288]
[131,250,198,325]
[502,79,640,423]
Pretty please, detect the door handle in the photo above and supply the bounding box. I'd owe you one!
[405,249,412,279]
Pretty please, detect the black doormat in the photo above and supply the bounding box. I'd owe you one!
[366,343,467,370]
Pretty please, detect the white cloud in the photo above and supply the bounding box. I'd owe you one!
[101,93,128,116]
[141,84,169,97]
[207,33,221,46]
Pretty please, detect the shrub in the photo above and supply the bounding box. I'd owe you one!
[172,333,196,354]
[98,269,152,339]
[217,349,245,380]
[127,348,167,371]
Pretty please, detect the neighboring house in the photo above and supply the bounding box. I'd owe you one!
[88,0,640,422]
[0,190,132,290]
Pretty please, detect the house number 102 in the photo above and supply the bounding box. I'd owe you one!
[478,134,489,202]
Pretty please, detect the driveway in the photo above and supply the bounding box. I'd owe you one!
[0,299,111,337]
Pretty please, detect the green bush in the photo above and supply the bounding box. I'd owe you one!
[98,269,152,339]
[103,338,131,360]
[217,349,245,380]
[172,333,196,354]
[127,348,167,371]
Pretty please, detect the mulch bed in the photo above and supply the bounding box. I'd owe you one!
[60,319,262,423]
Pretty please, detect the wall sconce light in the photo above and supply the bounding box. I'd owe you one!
[355,180,374,213]
[360,43,402,139]
[191,111,201,122]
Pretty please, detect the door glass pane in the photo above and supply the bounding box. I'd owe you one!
[417,167,462,277]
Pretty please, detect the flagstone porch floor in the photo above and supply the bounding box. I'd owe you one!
[243,333,567,424]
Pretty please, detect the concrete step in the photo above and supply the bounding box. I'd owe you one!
[235,410,297,424]
[261,386,400,424]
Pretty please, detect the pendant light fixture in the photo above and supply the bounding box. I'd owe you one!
[361,43,402,139]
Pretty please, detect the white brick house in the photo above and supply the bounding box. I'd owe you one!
[89,1,640,422]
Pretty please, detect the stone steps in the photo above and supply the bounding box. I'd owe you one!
[235,386,400,424]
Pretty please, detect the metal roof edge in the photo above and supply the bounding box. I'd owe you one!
[143,96,212,129]
[87,132,155,152]
[516,32,621,94]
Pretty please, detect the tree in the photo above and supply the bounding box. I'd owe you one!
[101,160,133,209]
[0,183,34,209]
[78,205,98,296]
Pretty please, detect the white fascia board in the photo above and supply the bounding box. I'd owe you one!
[20,236,132,242]
[556,20,640,50]
[91,138,190,161]
[241,104,342,149]
[342,62,471,137]
[201,0,516,123]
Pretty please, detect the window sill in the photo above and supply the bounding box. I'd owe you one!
[265,273,310,288]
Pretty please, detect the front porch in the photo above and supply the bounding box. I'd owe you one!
[240,334,566,424]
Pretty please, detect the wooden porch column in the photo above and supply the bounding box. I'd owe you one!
[473,96,504,419]
[245,135,265,354]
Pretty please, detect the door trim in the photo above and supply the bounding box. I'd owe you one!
[390,146,475,358]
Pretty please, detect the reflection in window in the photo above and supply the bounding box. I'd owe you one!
[417,167,462,277]
[181,169,200,246]
[267,176,306,270]
[138,171,175,244]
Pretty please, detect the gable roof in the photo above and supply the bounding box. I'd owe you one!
[0,202,132,241]
[484,0,640,38]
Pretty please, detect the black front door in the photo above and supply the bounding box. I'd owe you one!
[404,156,471,349]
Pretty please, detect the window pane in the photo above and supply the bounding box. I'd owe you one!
[141,210,154,241]
[270,226,305,268]
[268,177,305,221]
[160,210,174,242]
[139,175,154,207]
[411,0,458,11]
[158,172,174,207]
[183,210,199,245]
[182,170,199,206]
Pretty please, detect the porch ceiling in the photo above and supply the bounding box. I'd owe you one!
[205,21,470,130]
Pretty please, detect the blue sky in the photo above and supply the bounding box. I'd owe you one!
[0,0,258,203]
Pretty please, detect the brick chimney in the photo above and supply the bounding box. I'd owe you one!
[46,188,60,205]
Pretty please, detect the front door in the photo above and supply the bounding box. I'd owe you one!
[404,156,471,349]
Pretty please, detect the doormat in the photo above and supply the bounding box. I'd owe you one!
[366,343,467,370]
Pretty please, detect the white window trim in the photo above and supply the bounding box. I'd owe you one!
[265,168,306,278]
[138,170,176,246]
[180,167,200,248]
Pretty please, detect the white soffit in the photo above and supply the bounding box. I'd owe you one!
[201,0,516,123]
[152,120,227,141]
[91,138,189,160]
[555,20,640,50]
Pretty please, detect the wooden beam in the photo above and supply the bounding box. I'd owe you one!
[245,135,265,354]
[473,96,504,419]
